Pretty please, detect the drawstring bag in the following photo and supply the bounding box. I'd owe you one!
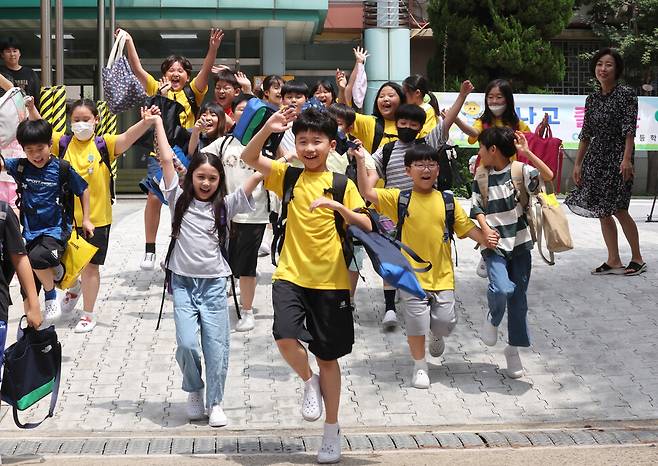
[533,185,573,265]
[58,229,99,290]
[0,87,27,147]
[102,30,146,113]
[1,317,62,429]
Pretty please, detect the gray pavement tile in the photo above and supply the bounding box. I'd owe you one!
[455,432,485,448]
[259,436,283,453]
[301,436,322,452]
[631,430,658,443]
[36,440,64,455]
[147,438,172,455]
[389,433,418,449]
[522,431,554,447]
[193,437,216,454]
[566,430,598,446]
[345,434,373,451]
[587,430,621,446]
[171,437,194,454]
[367,434,396,450]
[545,430,576,446]
[434,432,464,449]
[125,439,150,455]
[237,437,260,454]
[57,440,85,455]
[501,431,532,448]
[281,436,305,453]
[80,440,107,455]
[12,440,40,456]
[478,431,510,448]
[413,433,440,449]
[217,437,238,454]
[103,439,128,455]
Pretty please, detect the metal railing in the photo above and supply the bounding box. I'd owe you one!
[363,1,410,28]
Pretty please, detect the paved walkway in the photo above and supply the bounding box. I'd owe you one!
[1,198,656,434]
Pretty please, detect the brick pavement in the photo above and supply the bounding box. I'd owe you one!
[1,198,656,433]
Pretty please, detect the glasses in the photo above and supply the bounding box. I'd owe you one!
[411,162,439,170]
[216,84,236,92]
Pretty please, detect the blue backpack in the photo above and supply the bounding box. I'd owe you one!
[348,209,431,299]
[232,98,283,158]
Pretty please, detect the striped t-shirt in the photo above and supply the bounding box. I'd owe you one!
[372,119,447,190]
[470,163,540,258]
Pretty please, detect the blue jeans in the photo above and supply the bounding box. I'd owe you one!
[484,250,532,347]
[172,274,229,410]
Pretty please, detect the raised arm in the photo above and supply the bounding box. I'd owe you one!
[195,28,224,92]
[353,143,379,206]
[344,46,369,108]
[242,171,265,198]
[114,104,158,154]
[24,95,42,120]
[440,80,474,137]
[235,71,253,95]
[116,29,150,89]
[0,73,12,92]
[242,107,297,177]
[335,69,347,104]
[151,113,176,188]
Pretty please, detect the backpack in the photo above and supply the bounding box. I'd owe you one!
[58,135,115,202]
[156,202,242,330]
[270,167,352,268]
[182,85,199,119]
[372,116,385,152]
[474,161,529,213]
[381,139,455,191]
[232,99,283,158]
[347,208,430,299]
[14,158,74,234]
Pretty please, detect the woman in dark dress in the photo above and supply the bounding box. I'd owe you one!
[565,48,646,276]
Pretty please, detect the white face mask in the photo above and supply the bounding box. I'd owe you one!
[489,104,506,117]
[71,121,94,141]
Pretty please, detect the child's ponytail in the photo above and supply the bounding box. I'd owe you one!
[402,75,440,118]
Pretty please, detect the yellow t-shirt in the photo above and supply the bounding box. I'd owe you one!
[375,188,475,291]
[467,117,531,144]
[351,112,434,154]
[52,132,118,227]
[421,102,439,136]
[145,75,208,129]
[264,160,366,290]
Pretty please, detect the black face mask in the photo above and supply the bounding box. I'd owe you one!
[397,127,420,143]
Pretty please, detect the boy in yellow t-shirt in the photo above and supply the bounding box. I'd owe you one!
[241,107,371,464]
[355,142,499,389]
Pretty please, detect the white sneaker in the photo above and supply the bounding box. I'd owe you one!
[58,287,81,313]
[235,313,255,332]
[476,257,488,278]
[74,315,96,333]
[429,335,445,357]
[186,390,205,420]
[412,367,430,389]
[301,374,322,421]
[382,309,398,329]
[44,298,62,322]
[504,345,524,379]
[481,309,498,346]
[317,427,341,464]
[258,242,270,257]
[208,404,228,427]
[140,252,156,270]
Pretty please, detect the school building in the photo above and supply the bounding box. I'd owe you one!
[1,1,656,195]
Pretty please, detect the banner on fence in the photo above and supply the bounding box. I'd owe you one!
[434,92,658,151]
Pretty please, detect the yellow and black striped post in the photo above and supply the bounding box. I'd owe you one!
[97,100,119,203]
[39,85,67,133]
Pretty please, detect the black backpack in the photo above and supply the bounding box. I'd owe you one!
[182,85,199,120]
[381,139,456,192]
[14,158,75,235]
[270,166,352,267]
[396,188,458,265]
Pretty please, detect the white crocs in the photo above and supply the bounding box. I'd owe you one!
[301,374,322,421]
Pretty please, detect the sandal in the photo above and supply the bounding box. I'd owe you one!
[624,261,647,276]
[591,263,626,275]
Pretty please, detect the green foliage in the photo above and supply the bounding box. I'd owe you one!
[427,0,575,91]
[579,0,658,88]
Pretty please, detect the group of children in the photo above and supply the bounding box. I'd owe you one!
[0,37,553,464]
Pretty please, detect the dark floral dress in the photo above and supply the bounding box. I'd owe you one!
[565,84,638,218]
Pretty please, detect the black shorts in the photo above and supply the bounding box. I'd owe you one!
[26,235,65,270]
[76,225,111,265]
[272,280,353,361]
[228,222,266,278]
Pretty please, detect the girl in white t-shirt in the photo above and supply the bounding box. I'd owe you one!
[152,110,262,428]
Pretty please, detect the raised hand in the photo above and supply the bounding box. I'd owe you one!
[24,95,35,110]
[460,80,475,95]
[348,140,365,160]
[266,107,297,133]
[235,71,252,92]
[353,46,370,64]
[141,105,161,123]
[209,28,224,50]
[212,64,230,75]
[514,131,530,155]
[158,77,172,95]
[335,69,347,89]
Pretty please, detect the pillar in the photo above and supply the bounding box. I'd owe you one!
[261,27,285,76]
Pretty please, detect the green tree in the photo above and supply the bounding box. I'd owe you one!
[427,0,574,91]
[579,0,658,89]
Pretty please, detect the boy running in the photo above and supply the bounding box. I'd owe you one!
[471,127,553,378]
[241,107,371,464]
[356,142,497,388]
[3,119,91,322]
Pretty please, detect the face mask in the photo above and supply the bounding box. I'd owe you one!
[71,121,94,140]
[489,104,506,117]
[397,127,420,143]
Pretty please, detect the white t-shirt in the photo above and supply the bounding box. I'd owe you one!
[202,136,270,224]
[161,173,255,278]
